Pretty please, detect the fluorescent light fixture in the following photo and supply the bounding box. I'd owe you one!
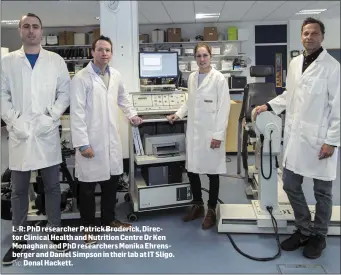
[1,20,20,25]
[196,13,220,19]
[296,9,327,15]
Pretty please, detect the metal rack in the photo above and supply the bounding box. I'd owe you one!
[124,92,193,222]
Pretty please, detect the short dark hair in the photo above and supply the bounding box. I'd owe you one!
[301,17,325,34]
[92,35,113,51]
[19,13,43,28]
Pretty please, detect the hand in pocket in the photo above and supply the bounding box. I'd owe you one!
[35,114,54,136]
[12,116,30,139]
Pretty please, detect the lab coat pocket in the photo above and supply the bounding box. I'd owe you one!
[35,115,55,137]
[201,96,217,113]
[304,77,327,95]
[12,116,30,139]
[299,122,319,149]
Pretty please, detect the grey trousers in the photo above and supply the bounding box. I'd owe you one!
[11,164,61,237]
[282,168,333,236]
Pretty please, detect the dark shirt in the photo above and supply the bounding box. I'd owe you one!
[302,47,323,73]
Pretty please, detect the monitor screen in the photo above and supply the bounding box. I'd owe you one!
[139,52,179,79]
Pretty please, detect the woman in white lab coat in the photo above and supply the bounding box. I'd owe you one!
[168,43,230,230]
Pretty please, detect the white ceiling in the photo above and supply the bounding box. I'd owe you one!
[1,1,340,28]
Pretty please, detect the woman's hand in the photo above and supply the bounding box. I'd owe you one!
[167,114,179,124]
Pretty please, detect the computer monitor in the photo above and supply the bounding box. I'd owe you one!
[139,52,179,79]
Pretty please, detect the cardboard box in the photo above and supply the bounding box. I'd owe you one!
[139,34,149,43]
[167,28,181,42]
[92,28,101,41]
[227,26,238,40]
[204,27,218,41]
[58,31,74,45]
[225,100,254,153]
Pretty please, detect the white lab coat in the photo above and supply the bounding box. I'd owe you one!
[70,63,137,182]
[176,68,230,174]
[268,49,340,181]
[1,47,70,171]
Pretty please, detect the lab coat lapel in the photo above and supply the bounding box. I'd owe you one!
[300,49,327,78]
[108,68,115,90]
[86,63,107,90]
[197,68,214,90]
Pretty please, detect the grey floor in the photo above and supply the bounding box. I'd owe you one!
[1,153,340,274]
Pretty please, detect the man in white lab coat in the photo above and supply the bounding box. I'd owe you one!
[70,35,142,243]
[255,18,340,259]
[1,14,70,265]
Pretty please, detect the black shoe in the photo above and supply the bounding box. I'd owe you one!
[2,241,27,266]
[303,235,326,259]
[49,234,70,252]
[281,229,310,251]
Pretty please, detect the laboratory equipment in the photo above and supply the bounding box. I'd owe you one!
[125,90,192,222]
[217,66,340,235]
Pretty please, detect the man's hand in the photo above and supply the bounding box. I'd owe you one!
[318,144,335,160]
[210,139,221,149]
[130,116,143,126]
[253,104,268,120]
[167,114,179,124]
[81,147,95,158]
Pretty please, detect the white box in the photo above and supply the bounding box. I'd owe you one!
[211,46,221,55]
[151,30,165,43]
[237,29,249,41]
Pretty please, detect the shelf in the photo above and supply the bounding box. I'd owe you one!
[64,59,92,62]
[43,45,91,48]
[140,40,246,45]
[179,54,245,59]
[135,152,186,165]
[134,172,189,188]
[42,40,246,49]
[182,69,246,73]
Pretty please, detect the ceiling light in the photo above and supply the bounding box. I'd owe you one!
[196,13,220,19]
[296,9,327,15]
[95,17,100,20]
[1,20,20,25]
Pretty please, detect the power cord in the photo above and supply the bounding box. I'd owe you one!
[201,187,282,261]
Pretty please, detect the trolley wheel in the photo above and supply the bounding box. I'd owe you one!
[124,193,131,202]
[127,213,138,222]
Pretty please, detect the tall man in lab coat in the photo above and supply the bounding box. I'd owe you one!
[1,13,71,265]
[70,35,142,243]
[255,17,340,259]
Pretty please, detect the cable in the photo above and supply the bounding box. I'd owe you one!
[260,130,273,180]
[201,187,282,262]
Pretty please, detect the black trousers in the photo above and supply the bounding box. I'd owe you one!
[187,172,220,208]
[78,175,120,228]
